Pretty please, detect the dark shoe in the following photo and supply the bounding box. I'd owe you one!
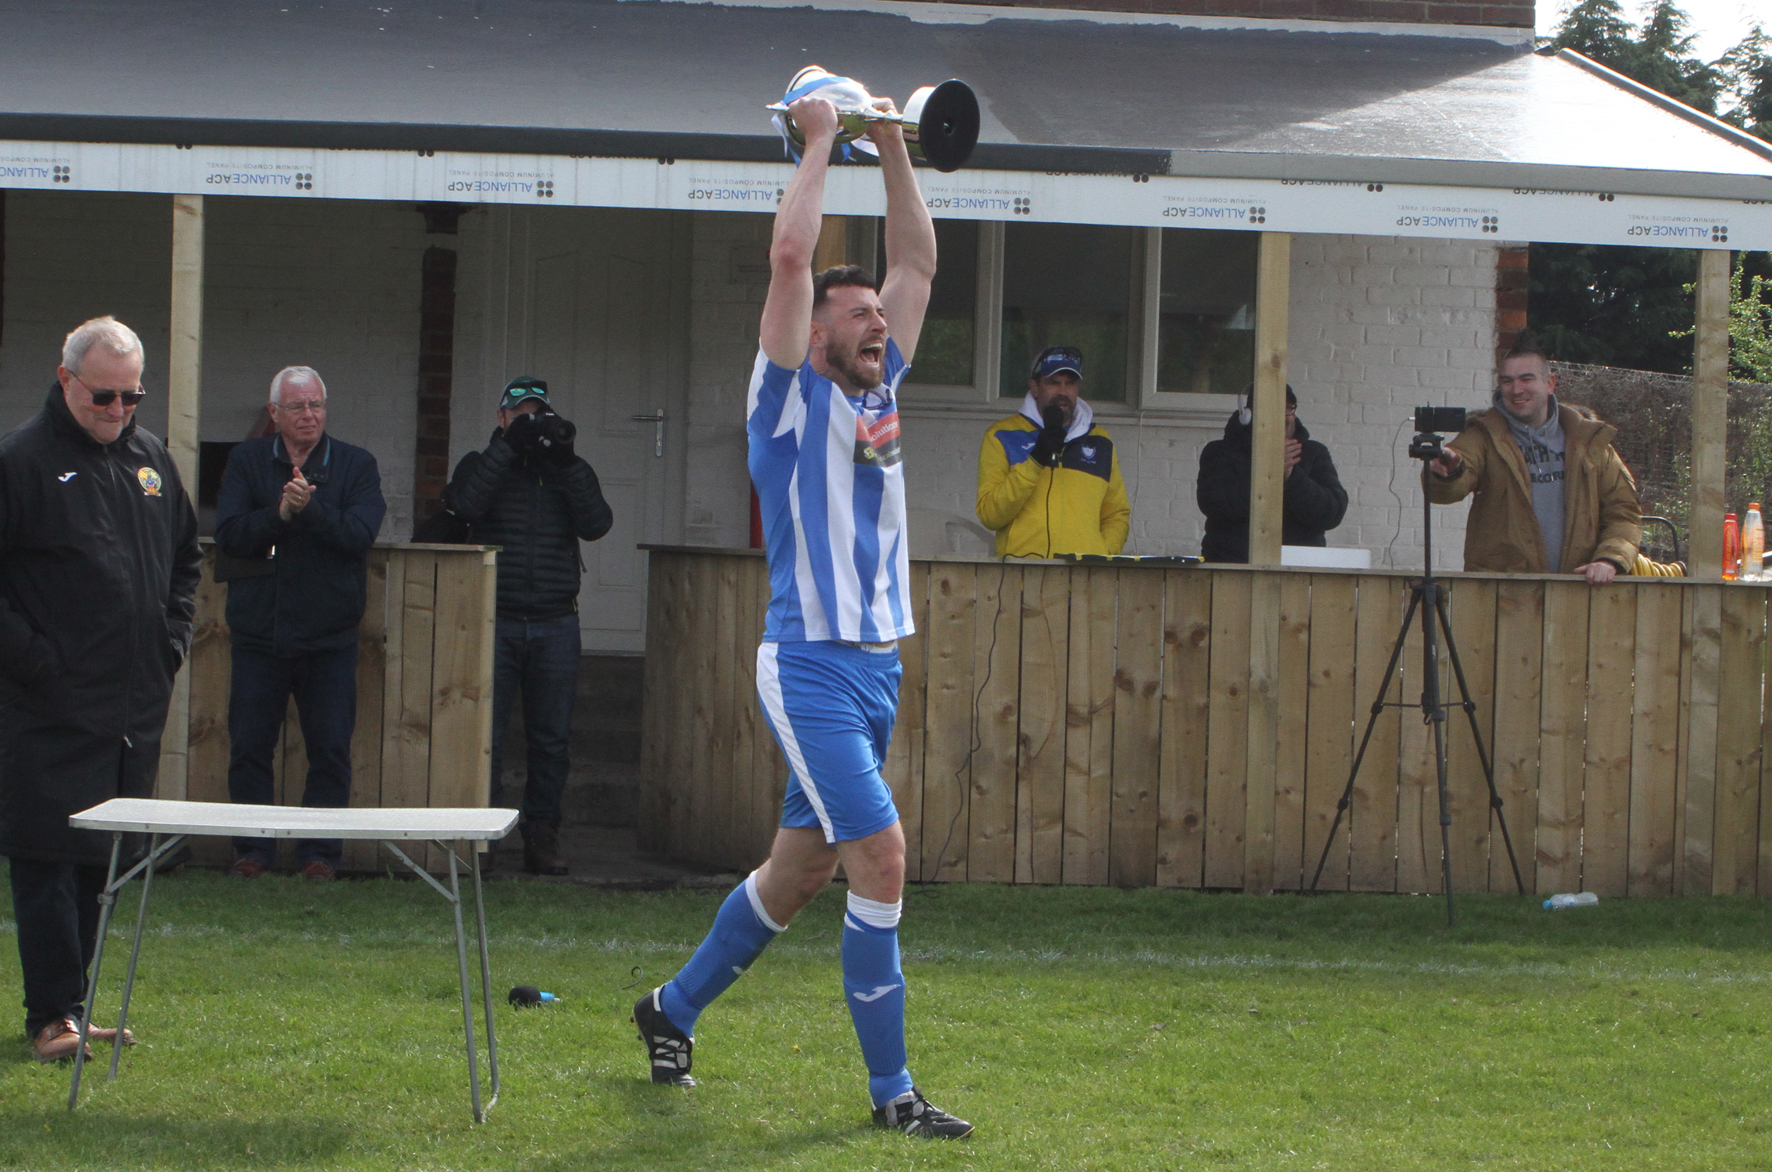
[873,1088,974,1139]
[230,855,270,879]
[300,860,336,881]
[521,822,568,876]
[32,1019,90,1064]
[632,988,695,1087]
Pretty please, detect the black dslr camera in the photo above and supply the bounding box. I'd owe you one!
[1408,405,1466,461]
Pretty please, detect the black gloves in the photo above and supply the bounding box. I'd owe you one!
[1031,404,1068,467]
[504,412,577,465]
[504,412,543,454]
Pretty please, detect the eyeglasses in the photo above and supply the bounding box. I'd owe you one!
[71,372,146,407]
[275,399,327,417]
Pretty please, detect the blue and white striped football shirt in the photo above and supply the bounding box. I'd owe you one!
[747,341,914,643]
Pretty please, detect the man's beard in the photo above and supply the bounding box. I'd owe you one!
[830,345,884,392]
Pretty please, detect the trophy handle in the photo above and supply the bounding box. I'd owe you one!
[900,80,979,173]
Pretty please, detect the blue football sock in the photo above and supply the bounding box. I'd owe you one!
[659,872,783,1036]
[842,891,914,1106]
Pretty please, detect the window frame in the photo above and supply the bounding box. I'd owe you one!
[893,222,1247,424]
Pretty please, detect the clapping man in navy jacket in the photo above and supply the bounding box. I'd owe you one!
[215,366,386,879]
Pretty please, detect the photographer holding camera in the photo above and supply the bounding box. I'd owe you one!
[1426,335,1639,584]
[442,376,613,874]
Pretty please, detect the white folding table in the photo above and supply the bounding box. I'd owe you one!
[65,799,518,1122]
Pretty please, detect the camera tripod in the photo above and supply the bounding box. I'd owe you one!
[1307,441,1525,926]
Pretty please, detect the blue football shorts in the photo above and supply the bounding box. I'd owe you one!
[756,639,903,844]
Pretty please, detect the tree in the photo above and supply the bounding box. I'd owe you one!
[1548,0,1722,112]
[1533,2,1742,373]
[1718,25,1772,142]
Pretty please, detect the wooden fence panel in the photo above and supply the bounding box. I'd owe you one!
[1581,585,1637,897]
[1017,564,1070,885]
[1629,585,1684,896]
[1110,567,1164,887]
[1395,586,1435,895]
[1684,588,1722,894]
[637,554,1772,899]
[342,549,390,873]
[1490,580,1544,893]
[1157,571,1211,888]
[708,556,742,870]
[923,562,976,882]
[1348,577,1403,891]
[1536,582,1591,895]
[1270,575,1312,891]
[174,544,493,874]
[1442,578,1498,893]
[1204,572,1252,888]
[638,553,681,852]
[970,563,1022,882]
[1714,589,1765,895]
[1301,575,1356,892]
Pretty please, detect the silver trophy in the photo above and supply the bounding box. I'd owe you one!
[767,65,979,173]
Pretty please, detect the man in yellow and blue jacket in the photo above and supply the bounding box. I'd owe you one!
[976,346,1130,557]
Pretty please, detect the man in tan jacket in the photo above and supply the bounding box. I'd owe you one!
[1426,337,1640,583]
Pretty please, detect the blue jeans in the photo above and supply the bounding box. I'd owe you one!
[490,614,581,829]
[227,643,358,867]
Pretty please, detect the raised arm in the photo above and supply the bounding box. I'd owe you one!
[870,105,937,363]
[759,97,839,370]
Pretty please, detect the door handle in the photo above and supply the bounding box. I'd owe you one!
[631,409,665,458]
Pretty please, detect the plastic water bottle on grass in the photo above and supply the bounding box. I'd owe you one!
[1543,892,1599,910]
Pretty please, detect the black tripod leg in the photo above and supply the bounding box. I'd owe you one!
[1433,592,1527,896]
[1309,589,1423,893]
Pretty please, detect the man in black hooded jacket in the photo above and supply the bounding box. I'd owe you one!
[1197,384,1348,563]
[0,317,200,1062]
[442,377,612,874]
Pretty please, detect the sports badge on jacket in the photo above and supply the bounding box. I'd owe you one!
[137,466,163,497]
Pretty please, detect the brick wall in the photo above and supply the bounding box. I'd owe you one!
[903,0,1531,29]
[0,190,426,538]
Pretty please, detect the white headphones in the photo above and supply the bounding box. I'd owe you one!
[1238,383,1294,426]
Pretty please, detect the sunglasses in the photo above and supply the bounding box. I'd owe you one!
[72,372,147,407]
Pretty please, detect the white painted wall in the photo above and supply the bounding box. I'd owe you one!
[0,190,425,537]
[678,221,1497,572]
[0,194,1498,574]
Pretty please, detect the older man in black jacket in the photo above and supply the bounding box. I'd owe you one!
[0,316,200,1063]
[1197,384,1349,563]
[443,377,612,874]
[215,366,386,880]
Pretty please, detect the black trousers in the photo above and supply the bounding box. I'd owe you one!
[8,856,106,1038]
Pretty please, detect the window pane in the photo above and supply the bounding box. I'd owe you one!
[875,218,977,386]
[1000,223,1135,403]
[1157,229,1258,396]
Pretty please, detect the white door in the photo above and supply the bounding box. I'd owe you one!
[464,206,689,653]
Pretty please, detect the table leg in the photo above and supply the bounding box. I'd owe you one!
[69,833,124,1110]
[447,846,487,1123]
[471,846,499,1099]
[112,832,177,1081]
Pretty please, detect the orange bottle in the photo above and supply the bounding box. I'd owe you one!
[1724,513,1741,580]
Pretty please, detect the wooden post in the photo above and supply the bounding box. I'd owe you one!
[169,194,203,494]
[1241,231,1290,892]
[814,216,849,272]
[156,194,204,800]
[1689,248,1729,582]
[1248,232,1290,568]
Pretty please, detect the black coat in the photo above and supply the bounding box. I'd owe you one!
[1197,412,1348,563]
[0,388,201,865]
[442,429,613,620]
[214,433,386,656]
